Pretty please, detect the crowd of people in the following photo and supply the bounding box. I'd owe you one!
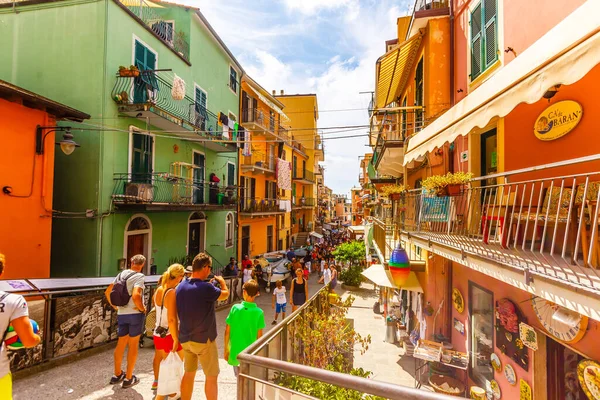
[0,229,351,399]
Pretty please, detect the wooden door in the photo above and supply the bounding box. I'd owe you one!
[188,221,206,257]
[241,226,250,258]
[127,234,145,267]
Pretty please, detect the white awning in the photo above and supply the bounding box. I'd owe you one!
[246,85,290,121]
[404,1,600,165]
[348,225,365,233]
[361,264,423,292]
[309,231,323,239]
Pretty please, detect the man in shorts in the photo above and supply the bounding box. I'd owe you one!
[105,254,146,388]
[0,253,41,399]
[170,253,229,400]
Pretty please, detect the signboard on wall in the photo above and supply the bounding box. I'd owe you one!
[534,100,583,141]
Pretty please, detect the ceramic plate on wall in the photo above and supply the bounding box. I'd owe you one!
[578,359,600,400]
[452,288,464,313]
[504,364,517,386]
[491,353,502,372]
[490,379,501,399]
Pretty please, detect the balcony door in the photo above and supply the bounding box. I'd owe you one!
[480,129,498,187]
[188,212,206,257]
[133,40,157,103]
[193,151,205,204]
[241,226,250,258]
[194,85,208,129]
[130,131,154,183]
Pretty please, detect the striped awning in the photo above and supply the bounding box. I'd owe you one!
[375,31,424,109]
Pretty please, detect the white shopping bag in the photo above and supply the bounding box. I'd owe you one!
[157,352,184,396]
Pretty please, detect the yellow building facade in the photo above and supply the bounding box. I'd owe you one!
[238,77,292,258]
[274,93,321,244]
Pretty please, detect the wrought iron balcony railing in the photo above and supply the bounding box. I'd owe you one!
[112,173,236,206]
[111,71,224,138]
[292,197,316,208]
[413,0,449,13]
[292,169,315,183]
[398,155,600,294]
[117,0,190,61]
[242,108,275,133]
[277,124,290,143]
[240,197,283,214]
[241,151,276,172]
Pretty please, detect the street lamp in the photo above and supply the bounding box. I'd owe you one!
[36,125,81,156]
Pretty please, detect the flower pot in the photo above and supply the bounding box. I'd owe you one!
[436,187,449,197]
[390,193,401,201]
[342,283,360,291]
[119,70,140,77]
[447,184,462,196]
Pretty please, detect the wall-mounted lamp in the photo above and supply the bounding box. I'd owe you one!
[456,88,464,93]
[36,125,81,156]
[504,47,517,57]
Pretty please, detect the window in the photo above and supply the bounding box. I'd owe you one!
[414,58,424,132]
[469,282,494,387]
[225,213,234,248]
[470,0,498,80]
[194,85,208,130]
[150,21,174,45]
[227,162,236,187]
[229,66,238,94]
[267,225,273,253]
[133,40,157,103]
[131,130,154,183]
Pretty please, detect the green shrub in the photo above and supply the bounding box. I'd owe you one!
[339,263,364,286]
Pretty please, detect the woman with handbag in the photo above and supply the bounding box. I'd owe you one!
[152,264,185,397]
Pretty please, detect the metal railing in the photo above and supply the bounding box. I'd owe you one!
[292,197,316,208]
[241,151,276,172]
[237,287,454,400]
[117,0,190,61]
[242,108,275,133]
[400,155,600,293]
[293,141,307,154]
[277,124,290,143]
[112,173,237,206]
[240,197,282,214]
[111,71,224,139]
[293,169,315,182]
[413,0,449,13]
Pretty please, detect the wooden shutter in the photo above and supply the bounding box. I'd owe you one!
[484,0,497,69]
[227,163,235,187]
[250,178,256,199]
[240,176,246,201]
[470,3,483,79]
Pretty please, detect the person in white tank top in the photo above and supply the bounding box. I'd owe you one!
[152,264,185,398]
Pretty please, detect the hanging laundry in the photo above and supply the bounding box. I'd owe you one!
[233,122,239,143]
[222,124,229,140]
[218,112,229,127]
[276,158,292,190]
[171,74,186,100]
[242,131,252,157]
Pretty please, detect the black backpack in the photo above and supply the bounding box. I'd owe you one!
[110,271,138,307]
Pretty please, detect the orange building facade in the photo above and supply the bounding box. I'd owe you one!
[368,1,600,399]
[0,81,89,279]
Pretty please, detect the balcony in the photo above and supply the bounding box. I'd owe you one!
[112,173,236,211]
[111,70,235,153]
[240,197,285,217]
[242,107,275,135]
[277,124,290,143]
[292,169,315,184]
[292,141,308,156]
[292,197,316,209]
[240,151,276,176]
[372,115,406,177]
[395,156,600,317]
[116,0,190,63]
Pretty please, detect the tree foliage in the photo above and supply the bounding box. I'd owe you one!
[332,240,366,267]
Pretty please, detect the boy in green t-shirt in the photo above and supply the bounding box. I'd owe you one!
[224,279,266,377]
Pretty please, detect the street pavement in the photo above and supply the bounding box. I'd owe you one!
[13,274,322,400]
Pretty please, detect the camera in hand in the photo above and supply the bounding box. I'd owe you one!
[155,325,168,338]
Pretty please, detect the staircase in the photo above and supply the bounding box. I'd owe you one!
[295,232,310,247]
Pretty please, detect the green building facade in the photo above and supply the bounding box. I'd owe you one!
[0,0,241,276]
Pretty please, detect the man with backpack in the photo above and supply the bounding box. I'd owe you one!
[104,254,146,389]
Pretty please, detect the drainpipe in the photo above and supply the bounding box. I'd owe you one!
[236,70,244,260]
[449,0,455,107]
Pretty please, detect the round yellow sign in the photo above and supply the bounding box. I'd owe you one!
[534,100,583,141]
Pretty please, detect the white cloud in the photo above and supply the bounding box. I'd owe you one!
[191,0,411,194]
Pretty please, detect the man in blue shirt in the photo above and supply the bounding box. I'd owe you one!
[286,248,295,262]
[166,253,229,400]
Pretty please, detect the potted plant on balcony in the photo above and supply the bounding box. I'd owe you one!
[380,184,406,201]
[118,65,140,77]
[422,172,473,196]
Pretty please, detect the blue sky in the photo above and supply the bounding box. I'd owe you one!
[185,0,412,195]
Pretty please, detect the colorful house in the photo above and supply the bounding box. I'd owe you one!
[238,77,291,258]
[0,81,89,279]
[368,0,600,398]
[275,93,322,243]
[0,0,242,276]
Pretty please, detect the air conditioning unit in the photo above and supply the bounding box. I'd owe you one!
[125,183,154,202]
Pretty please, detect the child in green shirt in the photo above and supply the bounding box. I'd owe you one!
[224,279,266,377]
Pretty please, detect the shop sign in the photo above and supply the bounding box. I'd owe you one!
[534,100,583,141]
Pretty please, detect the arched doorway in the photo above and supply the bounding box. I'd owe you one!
[124,214,152,272]
[187,212,206,257]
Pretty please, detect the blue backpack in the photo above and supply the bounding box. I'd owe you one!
[110,271,138,307]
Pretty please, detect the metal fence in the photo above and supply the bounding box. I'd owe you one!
[237,287,455,400]
[293,169,315,182]
[400,155,600,293]
[112,173,237,206]
[240,197,282,214]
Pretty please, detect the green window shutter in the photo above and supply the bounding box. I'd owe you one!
[470,3,483,80]
[484,0,498,69]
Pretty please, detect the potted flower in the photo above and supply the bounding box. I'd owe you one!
[118,65,140,77]
[422,172,473,196]
[380,184,407,201]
